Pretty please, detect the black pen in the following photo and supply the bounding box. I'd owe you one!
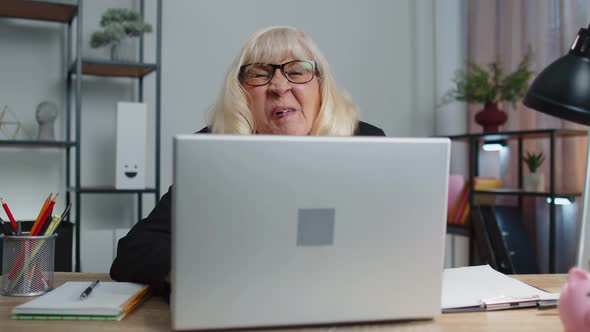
[79,280,100,300]
[60,203,72,222]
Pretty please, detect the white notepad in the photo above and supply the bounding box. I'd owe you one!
[12,281,151,320]
[442,265,559,312]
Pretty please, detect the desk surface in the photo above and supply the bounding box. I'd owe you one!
[0,273,566,332]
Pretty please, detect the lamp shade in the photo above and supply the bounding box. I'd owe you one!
[523,27,590,125]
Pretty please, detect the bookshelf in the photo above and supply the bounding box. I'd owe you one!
[0,0,162,272]
[447,129,587,273]
[69,0,162,272]
[0,0,79,272]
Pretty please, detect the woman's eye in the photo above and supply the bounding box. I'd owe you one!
[248,71,270,78]
[286,70,303,76]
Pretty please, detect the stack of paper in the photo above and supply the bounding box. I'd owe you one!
[442,265,559,312]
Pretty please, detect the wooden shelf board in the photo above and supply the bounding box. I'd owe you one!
[69,59,157,78]
[0,0,77,23]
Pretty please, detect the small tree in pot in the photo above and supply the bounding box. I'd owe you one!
[522,151,545,192]
[90,8,152,61]
[443,48,534,133]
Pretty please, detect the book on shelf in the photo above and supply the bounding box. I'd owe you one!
[448,179,468,224]
[473,177,502,205]
[447,175,465,222]
[447,177,503,225]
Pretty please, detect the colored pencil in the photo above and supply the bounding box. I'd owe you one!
[1,198,18,231]
[32,194,57,236]
[29,194,52,236]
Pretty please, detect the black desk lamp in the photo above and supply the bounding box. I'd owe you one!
[523,23,590,269]
[524,24,590,124]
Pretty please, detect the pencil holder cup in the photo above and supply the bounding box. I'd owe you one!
[1,233,57,296]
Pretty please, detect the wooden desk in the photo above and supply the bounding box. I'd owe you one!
[0,273,566,332]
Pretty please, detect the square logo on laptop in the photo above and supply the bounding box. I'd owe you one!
[297,208,335,246]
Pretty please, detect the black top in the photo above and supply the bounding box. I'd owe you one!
[194,121,384,136]
[109,121,385,296]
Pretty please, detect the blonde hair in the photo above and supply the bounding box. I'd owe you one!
[209,26,358,136]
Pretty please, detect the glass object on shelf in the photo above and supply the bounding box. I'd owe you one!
[0,105,21,139]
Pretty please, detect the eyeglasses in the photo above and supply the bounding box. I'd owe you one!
[239,60,318,87]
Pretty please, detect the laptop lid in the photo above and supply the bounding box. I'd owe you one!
[171,135,450,330]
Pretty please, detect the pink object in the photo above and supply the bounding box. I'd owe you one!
[559,267,590,332]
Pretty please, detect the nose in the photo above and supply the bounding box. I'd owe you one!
[268,69,291,95]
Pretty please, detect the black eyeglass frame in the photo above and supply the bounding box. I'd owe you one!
[239,60,319,87]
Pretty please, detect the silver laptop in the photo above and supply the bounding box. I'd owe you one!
[171,134,450,331]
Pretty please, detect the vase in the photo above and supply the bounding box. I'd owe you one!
[110,43,121,61]
[523,172,544,192]
[474,102,507,134]
[109,38,136,62]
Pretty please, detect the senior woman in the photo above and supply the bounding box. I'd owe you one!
[110,26,385,296]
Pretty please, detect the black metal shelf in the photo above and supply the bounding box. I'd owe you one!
[68,59,157,78]
[447,128,587,142]
[0,140,76,148]
[68,187,157,194]
[65,0,162,272]
[2,0,163,273]
[448,129,588,273]
[473,189,582,198]
[446,224,470,237]
[0,0,78,23]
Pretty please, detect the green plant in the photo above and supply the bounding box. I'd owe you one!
[522,151,545,173]
[442,47,534,107]
[90,8,152,49]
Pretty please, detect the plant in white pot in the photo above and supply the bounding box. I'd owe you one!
[522,151,545,192]
[90,8,152,61]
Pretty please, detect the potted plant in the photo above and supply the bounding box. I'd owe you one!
[522,151,545,192]
[90,8,152,61]
[443,48,534,133]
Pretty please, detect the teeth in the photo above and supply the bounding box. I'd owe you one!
[275,109,294,115]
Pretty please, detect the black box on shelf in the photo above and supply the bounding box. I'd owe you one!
[0,220,73,272]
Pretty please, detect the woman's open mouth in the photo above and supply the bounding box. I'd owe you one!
[272,107,297,118]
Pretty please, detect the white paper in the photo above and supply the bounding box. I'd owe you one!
[13,281,145,316]
[441,265,559,310]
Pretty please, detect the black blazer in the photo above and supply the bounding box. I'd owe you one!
[195,121,384,136]
[110,121,385,296]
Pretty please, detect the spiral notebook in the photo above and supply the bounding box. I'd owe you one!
[12,281,152,320]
